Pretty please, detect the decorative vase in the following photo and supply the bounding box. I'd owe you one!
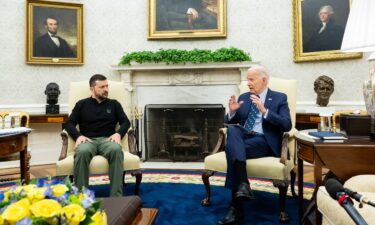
[363,63,375,139]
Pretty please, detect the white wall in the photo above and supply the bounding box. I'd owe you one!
[0,0,370,166]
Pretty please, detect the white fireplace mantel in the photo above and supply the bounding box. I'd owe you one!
[111,61,258,86]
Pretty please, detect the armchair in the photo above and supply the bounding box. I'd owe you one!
[56,80,142,194]
[317,175,375,225]
[201,77,298,223]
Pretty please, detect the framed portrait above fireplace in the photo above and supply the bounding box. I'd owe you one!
[26,0,83,65]
[292,0,362,62]
[148,0,227,39]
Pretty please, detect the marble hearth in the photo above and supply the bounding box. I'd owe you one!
[112,61,257,159]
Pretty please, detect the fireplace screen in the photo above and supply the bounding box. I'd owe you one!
[145,104,225,161]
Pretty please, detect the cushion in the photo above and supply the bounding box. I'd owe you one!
[204,151,294,180]
[56,151,140,176]
[317,186,375,225]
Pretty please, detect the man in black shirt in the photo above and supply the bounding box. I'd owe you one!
[65,74,130,197]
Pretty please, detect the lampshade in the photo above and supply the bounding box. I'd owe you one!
[340,0,375,53]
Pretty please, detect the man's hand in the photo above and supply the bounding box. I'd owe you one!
[75,135,92,148]
[228,95,244,115]
[108,133,121,145]
[250,95,267,114]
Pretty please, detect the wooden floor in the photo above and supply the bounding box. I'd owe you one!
[0,164,317,184]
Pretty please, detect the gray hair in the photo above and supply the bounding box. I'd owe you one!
[248,65,269,78]
[319,5,334,15]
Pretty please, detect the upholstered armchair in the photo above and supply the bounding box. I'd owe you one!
[317,175,375,225]
[201,78,298,223]
[56,80,142,194]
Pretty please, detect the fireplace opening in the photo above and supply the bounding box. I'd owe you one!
[144,104,225,162]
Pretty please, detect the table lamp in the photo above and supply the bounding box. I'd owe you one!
[340,0,375,138]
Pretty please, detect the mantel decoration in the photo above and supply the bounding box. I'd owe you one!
[0,178,106,225]
[118,47,251,66]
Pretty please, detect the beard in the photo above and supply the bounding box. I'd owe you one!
[95,92,108,101]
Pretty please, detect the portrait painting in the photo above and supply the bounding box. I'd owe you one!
[293,0,362,62]
[148,0,227,39]
[26,0,83,65]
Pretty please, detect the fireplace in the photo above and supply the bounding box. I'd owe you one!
[144,104,225,161]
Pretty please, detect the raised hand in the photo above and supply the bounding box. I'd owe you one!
[228,95,244,115]
[250,94,266,114]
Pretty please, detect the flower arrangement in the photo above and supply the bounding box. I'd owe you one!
[0,178,106,225]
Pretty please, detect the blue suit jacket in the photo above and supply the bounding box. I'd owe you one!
[224,89,292,157]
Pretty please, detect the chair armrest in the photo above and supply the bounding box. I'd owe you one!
[59,130,69,161]
[210,128,227,155]
[127,128,139,156]
[279,132,290,165]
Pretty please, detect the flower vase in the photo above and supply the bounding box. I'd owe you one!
[363,65,375,139]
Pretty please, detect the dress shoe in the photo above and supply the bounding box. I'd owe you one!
[217,206,244,225]
[234,182,255,200]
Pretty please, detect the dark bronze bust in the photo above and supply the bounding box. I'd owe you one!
[314,75,334,107]
[45,82,61,114]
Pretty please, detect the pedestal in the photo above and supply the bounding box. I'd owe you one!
[46,104,60,114]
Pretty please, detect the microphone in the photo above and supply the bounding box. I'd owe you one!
[344,187,375,208]
[325,178,368,225]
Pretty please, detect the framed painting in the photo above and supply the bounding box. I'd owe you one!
[293,0,362,62]
[148,0,227,39]
[26,0,83,65]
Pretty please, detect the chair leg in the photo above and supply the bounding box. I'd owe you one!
[201,170,214,206]
[131,170,142,195]
[290,170,298,198]
[273,179,289,224]
[69,175,74,183]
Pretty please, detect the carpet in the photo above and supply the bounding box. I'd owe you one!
[93,170,313,225]
[0,170,314,225]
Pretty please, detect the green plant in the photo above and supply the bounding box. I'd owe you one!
[118,47,251,65]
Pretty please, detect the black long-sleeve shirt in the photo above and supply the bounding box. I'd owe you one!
[64,97,130,141]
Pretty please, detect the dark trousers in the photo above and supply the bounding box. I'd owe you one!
[224,126,273,190]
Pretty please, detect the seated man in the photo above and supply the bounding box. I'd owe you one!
[64,74,130,197]
[218,66,292,224]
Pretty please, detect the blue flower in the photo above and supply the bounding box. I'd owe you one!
[0,191,4,202]
[16,218,32,225]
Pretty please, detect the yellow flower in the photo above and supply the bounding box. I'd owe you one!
[30,199,62,218]
[14,184,36,195]
[52,184,68,197]
[89,210,107,225]
[27,187,47,203]
[61,204,86,225]
[0,214,4,225]
[2,198,30,224]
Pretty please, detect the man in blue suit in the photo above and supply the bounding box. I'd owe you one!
[218,66,292,225]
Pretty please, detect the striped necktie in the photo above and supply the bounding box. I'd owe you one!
[244,97,259,132]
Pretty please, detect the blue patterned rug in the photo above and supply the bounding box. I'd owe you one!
[0,169,313,225]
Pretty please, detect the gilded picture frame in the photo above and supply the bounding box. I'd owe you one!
[293,0,362,62]
[26,0,83,65]
[148,0,227,39]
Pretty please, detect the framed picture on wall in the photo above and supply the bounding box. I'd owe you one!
[293,0,362,62]
[26,0,83,65]
[148,0,227,39]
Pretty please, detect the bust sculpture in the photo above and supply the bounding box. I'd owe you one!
[45,82,61,114]
[314,75,334,107]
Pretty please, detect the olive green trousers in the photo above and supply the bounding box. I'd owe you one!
[74,137,124,197]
